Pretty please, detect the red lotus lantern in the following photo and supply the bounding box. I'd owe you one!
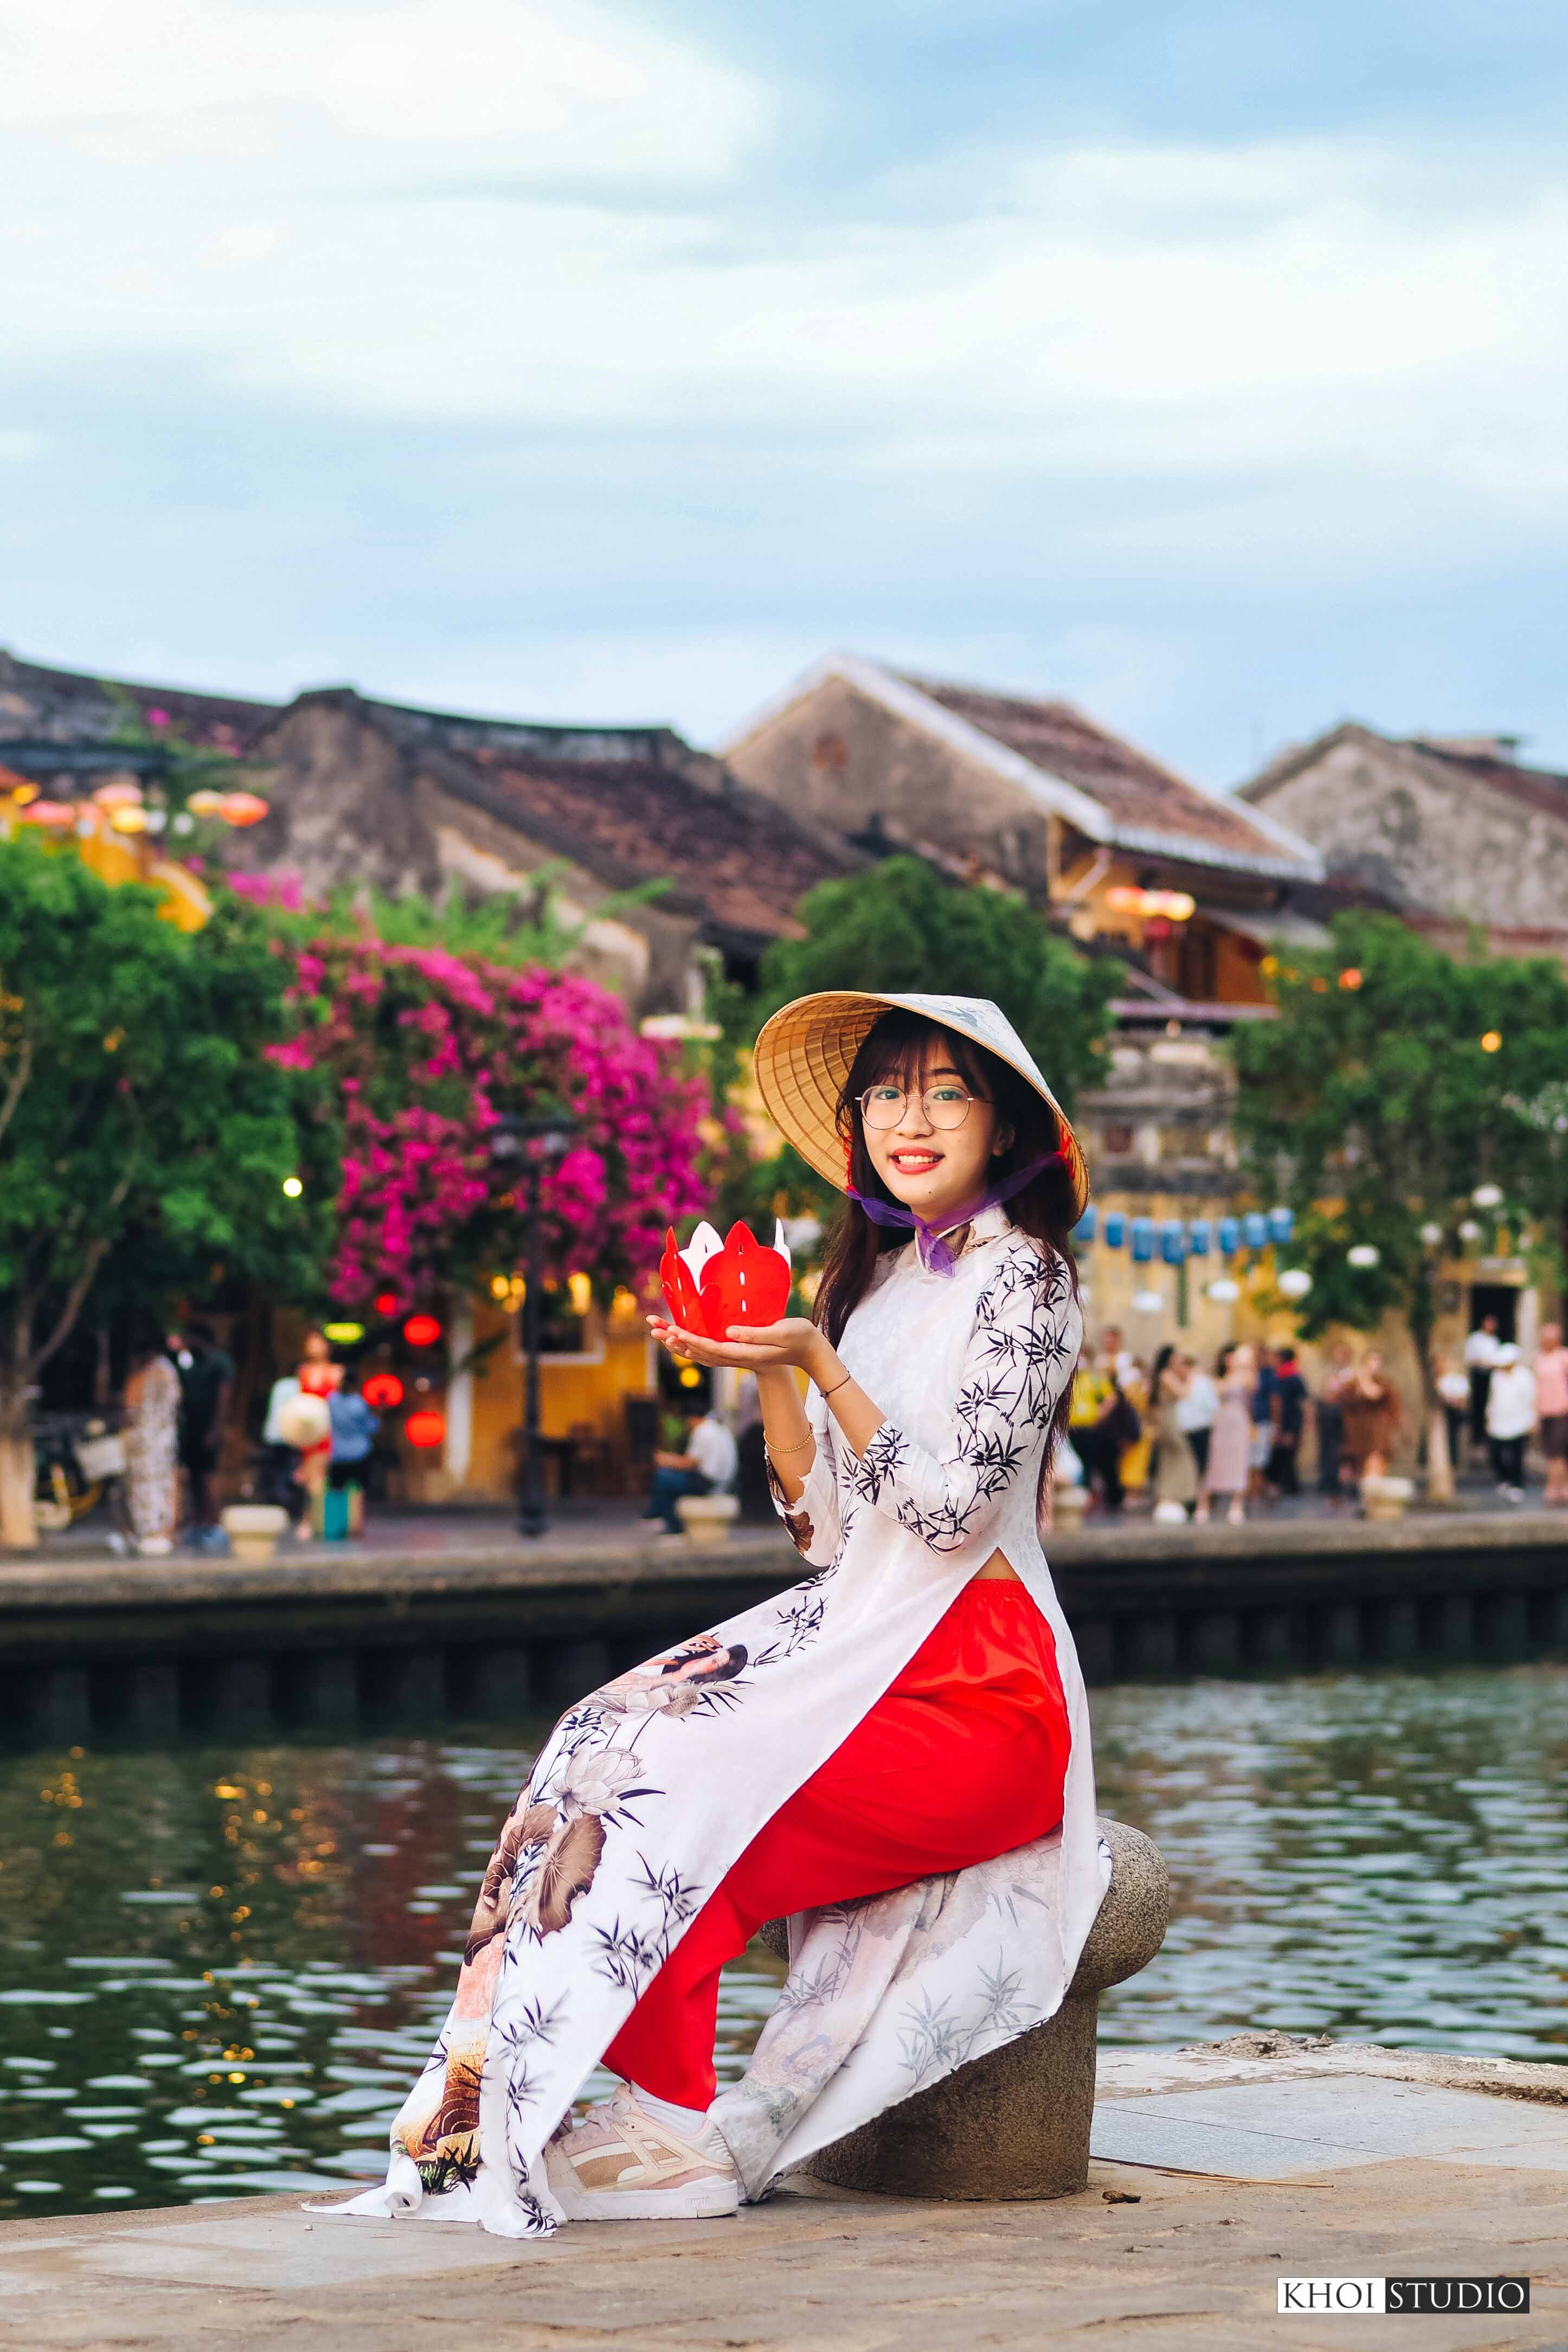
[403,1313,442,1348]
[18,801,75,828]
[362,1373,404,1410]
[220,791,270,827]
[660,1219,792,1341]
[373,1291,399,1318]
[405,1409,446,1448]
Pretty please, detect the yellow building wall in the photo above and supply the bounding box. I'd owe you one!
[400,1289,659,1503]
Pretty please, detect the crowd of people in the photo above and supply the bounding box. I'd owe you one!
[1061,1315,1568,1519]
[115,1324,382,1555]
[104,1301,1568,1557]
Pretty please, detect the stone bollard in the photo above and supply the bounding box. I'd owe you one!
[676,1492,741,1546]
[1361,1474,1415,1522]
[219,1503,289,1563]
[776,1816,1170,2202]
[1051,1481,1089,1531]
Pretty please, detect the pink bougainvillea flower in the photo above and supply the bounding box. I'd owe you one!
[250,925,710,1310]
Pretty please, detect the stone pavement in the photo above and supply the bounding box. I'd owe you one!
[2,2040,1564,2351]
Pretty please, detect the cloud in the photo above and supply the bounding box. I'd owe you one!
[1,0,1567,782]
[0,0,759,169]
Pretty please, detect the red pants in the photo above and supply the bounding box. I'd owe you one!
[604,1577,1071,2110]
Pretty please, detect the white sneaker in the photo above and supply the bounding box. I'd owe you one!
[544,2086,739,2221]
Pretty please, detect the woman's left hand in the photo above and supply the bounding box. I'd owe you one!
[646,1313,832,1379]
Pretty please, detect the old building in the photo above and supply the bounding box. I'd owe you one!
[723,652,1323,1009]
[0,647,863,1505]
[723,654,1342,1383]
[231,686,862,1016]
[1239,723,1568,957]
[0,649,862,1017]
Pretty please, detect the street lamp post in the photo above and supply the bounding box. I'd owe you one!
[490,1110,581,1541]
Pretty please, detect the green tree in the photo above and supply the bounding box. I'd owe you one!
[0,837,330,1544]
[722,857,1116,1222]
[1231,910,1568,1492]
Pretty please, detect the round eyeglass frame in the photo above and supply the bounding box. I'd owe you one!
[857,1083,978,1132]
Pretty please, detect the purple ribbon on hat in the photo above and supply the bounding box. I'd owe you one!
[848,1151,1065,1276]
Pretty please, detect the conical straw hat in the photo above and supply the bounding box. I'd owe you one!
[753,990,1089,1217]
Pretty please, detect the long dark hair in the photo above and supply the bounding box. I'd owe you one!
[812,1009,1082,1492]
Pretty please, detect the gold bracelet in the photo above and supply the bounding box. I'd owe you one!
[765,1432,814,1458]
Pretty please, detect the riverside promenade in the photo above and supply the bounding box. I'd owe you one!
[2,2036,1564,2351]
[2,1499,1566,1741]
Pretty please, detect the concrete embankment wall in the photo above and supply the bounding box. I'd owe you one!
[1,1515,1565,1746]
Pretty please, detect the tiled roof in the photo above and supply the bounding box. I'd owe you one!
[898,671,1318,878]
[0,648,280,754]
[346,692,862,943]
[1408,736,1568,828]
[455,741,858,940]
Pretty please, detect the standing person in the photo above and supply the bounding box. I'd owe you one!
[328,1366,381,1509]
[1199,1341,1255,1526]
[1339,1348,1404,1488]
[642,1402,738,1537]
[1149,1344,1198,1519]
[1533,1323,1568,1506]
[1069,1341,1126,1515]
[1315,1338,1355,1500]
[1465,1315,1501,1451]
[1434,1353,1470,1479]
[1267,1343,1308,1498]
[1485,1343,1536,1501]
[1249,1344,1278,1499]
[260,1368,306,1525]
[173,1320,234,1548]
[1101,1323,1137,1387]
[121,1331,181,1557]
[335,992,1098,2241]
[294,1328,343,1533]
[1175,1348,1218,1487]
[1116,1358,1153,1507]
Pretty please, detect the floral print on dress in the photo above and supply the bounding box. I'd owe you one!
[849,1246,1075,1552]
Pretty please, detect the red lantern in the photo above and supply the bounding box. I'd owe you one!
[403,1313,442,1348]
[661,1220,791,1340]
[362,1373,404,1410]
[373,1291,399,1318]
[406,1409,446,1449]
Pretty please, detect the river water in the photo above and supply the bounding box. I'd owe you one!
[2,1662,1563,2218]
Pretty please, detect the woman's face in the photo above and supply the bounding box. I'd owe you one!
[1363,1349,1382,1377]
[860,1037,1006,1223]
[303,1330,330,1363]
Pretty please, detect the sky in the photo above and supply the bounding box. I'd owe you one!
[2,0,1566,786]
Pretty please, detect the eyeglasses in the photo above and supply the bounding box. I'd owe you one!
[858,1082,977,1132]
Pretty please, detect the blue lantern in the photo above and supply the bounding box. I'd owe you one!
[1160,1219,1185,1265]
[1188,1219,1211,1257]
[1071,1205,1097,1245]
[1131,1217,1155,1263]
[1268,1205,1294,1245]
[1102,1211,1126,1250]
[1242,1211,1269,1250]
[1218,1217,1240,1257]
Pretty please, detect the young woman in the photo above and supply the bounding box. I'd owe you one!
[121,1331,181,1556]
[293,1326,343,1537]
[336,992,1099,2240]
[1198,1340,1254,1526]
[1149,1343,1198,1519]
[1338,1347,1403,1488]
